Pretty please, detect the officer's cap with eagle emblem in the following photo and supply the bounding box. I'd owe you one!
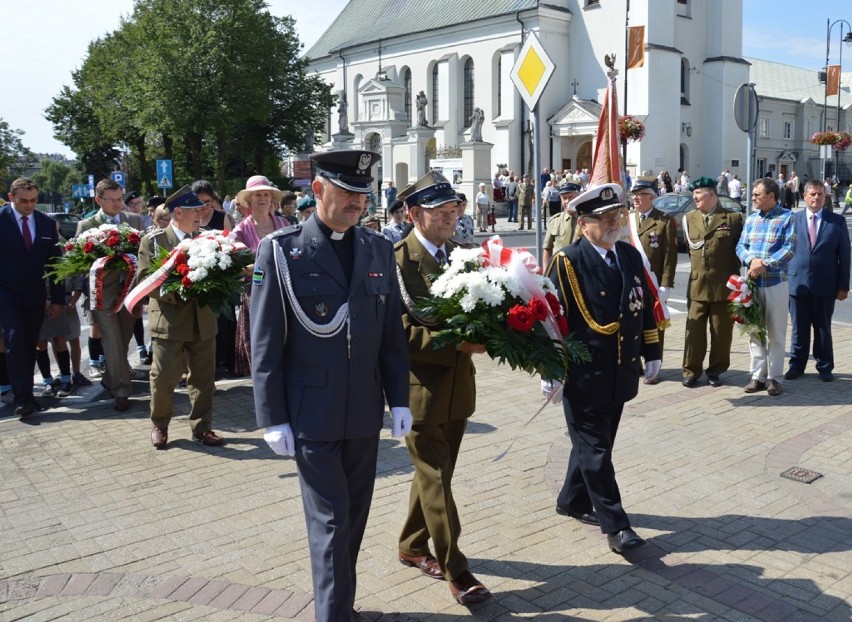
[568,183,625,217]
[309,149,381,194]
[398,170,460,208]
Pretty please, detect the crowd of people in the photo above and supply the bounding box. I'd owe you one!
[3,152,850,621]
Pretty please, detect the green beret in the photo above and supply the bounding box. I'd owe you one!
[688,176,717,192]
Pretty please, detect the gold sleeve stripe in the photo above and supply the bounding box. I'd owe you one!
[643,329,660,343]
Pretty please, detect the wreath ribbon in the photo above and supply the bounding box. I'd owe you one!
[89,254,138,313]
[726,274,753,306]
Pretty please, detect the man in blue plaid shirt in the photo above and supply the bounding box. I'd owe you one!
[736,178,797,396]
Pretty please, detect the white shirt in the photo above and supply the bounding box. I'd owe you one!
[413,227,447,263]
[728,178,742,198]
[475,191,490,205]
[589,241,619,269]
[170,222,191,241]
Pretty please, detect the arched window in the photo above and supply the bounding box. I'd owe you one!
[402,68,412,122]
[680,58,690,104]
[431,64,440,124]
[463,58,475,128]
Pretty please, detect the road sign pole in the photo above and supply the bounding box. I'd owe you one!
[746,88,754,215]
[533,105,543,266]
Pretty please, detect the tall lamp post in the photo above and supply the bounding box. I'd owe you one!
[822,18,852,185]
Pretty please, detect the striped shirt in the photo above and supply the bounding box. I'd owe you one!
[735,205,796,288]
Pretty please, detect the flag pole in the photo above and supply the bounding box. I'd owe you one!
[622,0,630,181]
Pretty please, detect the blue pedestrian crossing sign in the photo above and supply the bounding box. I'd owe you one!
[157,159,173,189]
[110,171,126,188]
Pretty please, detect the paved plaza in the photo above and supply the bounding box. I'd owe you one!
[1,310,851,621]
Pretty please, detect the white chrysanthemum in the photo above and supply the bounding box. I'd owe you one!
[188,267,208,282]
[447,247,484,266]
[217,254,232,270]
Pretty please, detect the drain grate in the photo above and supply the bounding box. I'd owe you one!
[780,466,823,484]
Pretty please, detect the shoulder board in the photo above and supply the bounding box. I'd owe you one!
[270,224,301,238]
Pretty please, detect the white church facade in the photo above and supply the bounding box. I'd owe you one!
[302,0,849,198]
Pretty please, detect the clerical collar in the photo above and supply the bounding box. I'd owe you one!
[315,217,350,242]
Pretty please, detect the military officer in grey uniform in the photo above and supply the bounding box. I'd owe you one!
[250,150,412,622]
[547,184,661,554]
[629,176,677,382]
[681,177,745,387]
[542,179,582,267]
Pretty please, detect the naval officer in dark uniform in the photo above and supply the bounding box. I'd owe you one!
[547,183,661,554]
[250,150,413,622]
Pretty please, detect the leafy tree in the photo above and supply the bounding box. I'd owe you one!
[32,158,79,204]
[46,0,331,193]
[0,118,37,193]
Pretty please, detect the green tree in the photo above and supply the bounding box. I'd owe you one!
[32,158,77,205]
[0,118,37,193]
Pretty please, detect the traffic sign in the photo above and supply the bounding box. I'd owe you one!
[88,174,95,198]
[733,83,759,133]
[111,171,126,188]
[510,32,556,111]
[72,184,89,199]
[156,159,173,189]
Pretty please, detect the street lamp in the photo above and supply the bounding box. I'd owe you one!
[822,18,852,183]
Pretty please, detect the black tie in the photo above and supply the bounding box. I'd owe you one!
[606,249,618,271]
[435,248,447,267]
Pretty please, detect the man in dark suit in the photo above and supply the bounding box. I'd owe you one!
[394,171,491,607]
[785,179,851,381]
[251,150,412,622]
[137,185,223,449]
[0,178,64,418]
[629,176,677,383]
[547,183,661,554]
[76,178,141,411]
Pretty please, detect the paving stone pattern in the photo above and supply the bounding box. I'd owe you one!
[1,316,851,621]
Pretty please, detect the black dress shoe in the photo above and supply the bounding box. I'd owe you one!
[556,506,600,526]
[819,372,834,382]
[707,375,723,387]
[784,368,804,380]
[682,377,697,388]
[15,400,45,419]
[607,528,646,554]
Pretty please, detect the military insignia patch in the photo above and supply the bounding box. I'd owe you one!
[315,302,328,318]
[357,153,372,173]
[252,268,264,287]
[601,187,614,201]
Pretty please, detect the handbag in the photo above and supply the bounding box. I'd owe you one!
[487,208,496,226]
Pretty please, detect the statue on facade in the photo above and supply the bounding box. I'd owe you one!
[337,91,349,133]
[469,107,485,142]
[303,123,314,152]
[415,90,428,126]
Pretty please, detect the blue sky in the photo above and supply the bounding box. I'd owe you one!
[3,0,849,156]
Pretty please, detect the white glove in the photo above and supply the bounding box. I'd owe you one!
[644,360,662,380]
[391,407,413,437]
[264,423,295,457]
[540,379,564,404]
[657,287,669,303]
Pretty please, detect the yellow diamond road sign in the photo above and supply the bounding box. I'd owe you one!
[510,32,555,111]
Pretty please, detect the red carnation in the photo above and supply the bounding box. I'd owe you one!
[105,236,120,247]
[181,276,193,288]
[732,315,744,324]
[64,243,74,251]
[176,264,190,276]
[528,298,548,321]
[82,241,95,253]
[174,252,187,265]
[507,304,535,333]
[128,233,140,245]
[545,292,561,316]
[556,314,569,336]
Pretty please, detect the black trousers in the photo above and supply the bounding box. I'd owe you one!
[296,435,379,622]
[0,300,44,405]
[556,398,630,534]
[789,293,836,373]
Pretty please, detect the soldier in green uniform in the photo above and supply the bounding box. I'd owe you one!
[629,177,677,383]
[394,170,492,607]
[681,177,745,387]
[542,179,582,267]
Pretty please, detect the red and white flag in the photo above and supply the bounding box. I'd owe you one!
[590,72,623,187]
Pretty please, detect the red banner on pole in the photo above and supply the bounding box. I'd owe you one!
[827,64,841,97]
[627,26,645,69]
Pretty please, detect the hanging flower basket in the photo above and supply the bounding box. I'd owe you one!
[619,115,646,143]
[810,130,852,151]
